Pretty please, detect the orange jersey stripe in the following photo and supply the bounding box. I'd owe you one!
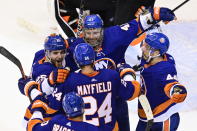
[27,119,43,131]
[130,33,146,46]
[38,56,46,64]
[128,81,140,101]
[81,71,99,77]
[112,121,119,131]
[138,99,174,118]
[32,100,58,114]
[163,119,170,131]
[24,108,32,120]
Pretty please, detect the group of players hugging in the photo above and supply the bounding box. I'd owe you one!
[18,0,187,131]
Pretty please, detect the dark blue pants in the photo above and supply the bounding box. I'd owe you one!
[136,113,180,131]
[116,97,130,131]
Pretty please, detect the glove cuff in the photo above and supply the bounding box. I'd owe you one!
[139,10,154,31]
[24,81,40,97]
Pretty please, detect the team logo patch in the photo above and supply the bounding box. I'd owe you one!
[160,37,165,43]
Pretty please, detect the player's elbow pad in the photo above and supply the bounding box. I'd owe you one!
[120,68,136,81]
[128,80,141,101]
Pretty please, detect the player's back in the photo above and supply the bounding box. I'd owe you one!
[63,69,122,130]
[31,114,99,131]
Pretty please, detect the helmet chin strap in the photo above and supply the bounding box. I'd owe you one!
[146,50,161,63]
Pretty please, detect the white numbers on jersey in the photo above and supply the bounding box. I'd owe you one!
[36,75,47,83]
[83,92,112,126]
[52,88,62,101]
[121,79,127,87]
[120,23,130,31]
[166,74,178,80]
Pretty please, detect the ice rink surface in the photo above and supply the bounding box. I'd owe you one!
[0,0,196,130]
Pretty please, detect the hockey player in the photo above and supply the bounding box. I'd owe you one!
[63,8,175,130]
[31,7,176,72]
[136,32,187,131]
[44,43,141,130]
[27,91,100,131]
[29,34,71,93]
[18,34,71,125]
[27,7,176,130]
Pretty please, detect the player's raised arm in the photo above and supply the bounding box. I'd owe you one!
[138,7,176,33]
[116,63,141,101]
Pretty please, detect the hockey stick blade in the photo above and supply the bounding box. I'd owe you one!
[0,46,26,78]
[137,0,190,37]
[139,94,154,131]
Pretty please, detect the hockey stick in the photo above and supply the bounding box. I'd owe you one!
[137,0,190,37]
[54,0,76,38]
[139,94,154,131]
[0,46,35,103]
[0,46,26,79]
[76,0,86,37]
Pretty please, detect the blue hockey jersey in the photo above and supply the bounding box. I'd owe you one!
[31,19,140,77]
[68,19,139,65]
[47,69,140,130]
[27,114,99,131]
[138,54,187,122]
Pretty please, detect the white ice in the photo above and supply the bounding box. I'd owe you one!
[0,0,196,130]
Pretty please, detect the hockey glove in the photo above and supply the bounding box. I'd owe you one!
[135,6,146,18]
[171,85,187,103]
[117,63,136,81]
[18,77,40,97]
[139,7,176,31]
[150,7,176,23]
[48,67,70,86]
[18,77,31,95]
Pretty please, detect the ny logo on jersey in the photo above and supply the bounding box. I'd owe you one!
[94,60,108,70]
